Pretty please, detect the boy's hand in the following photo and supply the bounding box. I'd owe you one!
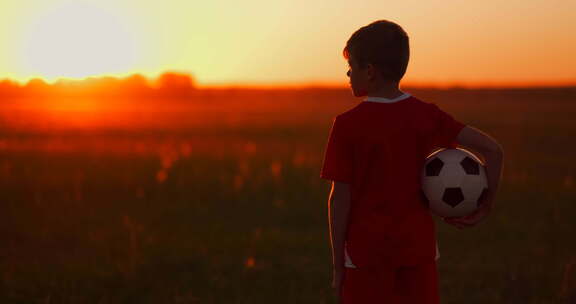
[331,267,344,302]
[443,191,493,229]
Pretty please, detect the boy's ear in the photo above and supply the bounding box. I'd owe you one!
[366,63,378,81]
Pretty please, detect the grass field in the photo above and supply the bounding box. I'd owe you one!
[0,87,575,303]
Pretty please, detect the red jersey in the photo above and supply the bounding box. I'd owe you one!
[320,93,466,268]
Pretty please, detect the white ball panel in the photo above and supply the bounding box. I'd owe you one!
[438,164,465,187]
[460,174,484,202]
[422,176,445,202]
[478,165,488,186]
[436,149,467,164]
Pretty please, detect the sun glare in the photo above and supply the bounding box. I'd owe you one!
[18,2,137,81]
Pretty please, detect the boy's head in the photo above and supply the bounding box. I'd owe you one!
[343,20,410,97]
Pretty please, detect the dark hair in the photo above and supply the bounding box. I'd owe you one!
[343,20,410,82]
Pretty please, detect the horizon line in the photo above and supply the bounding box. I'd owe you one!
[1,72,575,90]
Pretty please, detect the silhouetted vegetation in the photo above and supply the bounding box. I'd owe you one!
[0,72,197,99]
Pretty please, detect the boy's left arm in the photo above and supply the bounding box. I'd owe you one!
[328,181,351,295]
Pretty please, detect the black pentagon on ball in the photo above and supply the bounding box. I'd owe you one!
[460,156,480,175]
[443,187,464,207]
[477,188,489,207]
[426,158,444,176]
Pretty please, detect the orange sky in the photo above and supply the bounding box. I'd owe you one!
[0,0,574,88]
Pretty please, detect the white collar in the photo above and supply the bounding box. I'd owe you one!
[363,92,411,103]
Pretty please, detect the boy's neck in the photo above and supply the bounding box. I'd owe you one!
[366,84,404,99]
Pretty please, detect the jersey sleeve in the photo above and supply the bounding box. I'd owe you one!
[320,117,353,183]
[431,104,466,148]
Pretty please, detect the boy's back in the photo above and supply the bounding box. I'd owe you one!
[321,92,465,268]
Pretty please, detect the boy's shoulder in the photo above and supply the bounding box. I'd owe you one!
[334,96,434,122]
[334,103,363,121]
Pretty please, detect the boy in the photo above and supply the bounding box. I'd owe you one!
[320,20,504,303]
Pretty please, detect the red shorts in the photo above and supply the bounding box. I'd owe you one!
[340,259,440,304]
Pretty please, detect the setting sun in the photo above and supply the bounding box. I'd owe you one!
[17,2,137,81]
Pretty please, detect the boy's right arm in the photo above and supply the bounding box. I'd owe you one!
[456,125,504,210]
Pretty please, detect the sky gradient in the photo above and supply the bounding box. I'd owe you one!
[0,0,574,88]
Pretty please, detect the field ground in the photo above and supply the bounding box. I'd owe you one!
[0,87,574,303]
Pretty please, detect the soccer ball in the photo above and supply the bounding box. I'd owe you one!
[421,148,489,218]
